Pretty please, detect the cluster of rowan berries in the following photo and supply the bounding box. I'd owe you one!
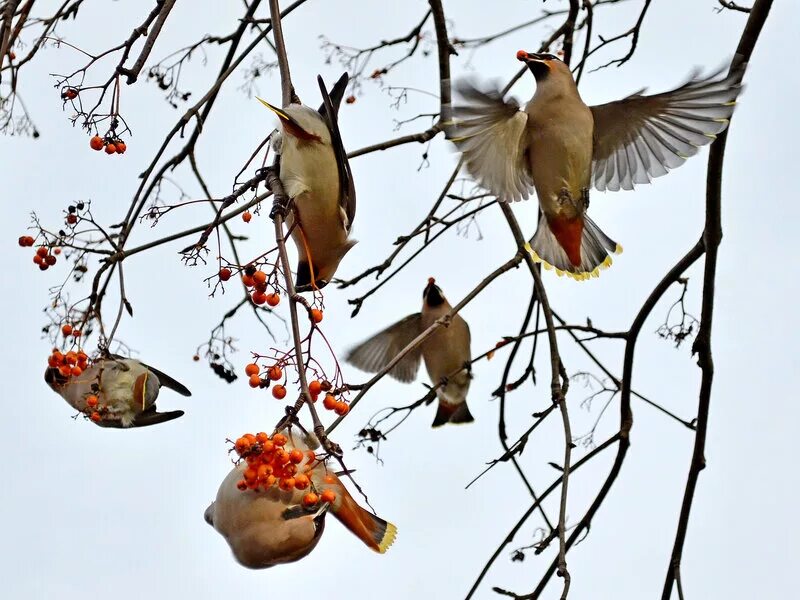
[244,363,350,415]
[83,394,108,424]
[232,432,337,508]
[47,347,89,379]
[64,202,86,226]
[25,244,61,271]
[90,135,127,155]
[245,362,287,396]
[237,266,281,307]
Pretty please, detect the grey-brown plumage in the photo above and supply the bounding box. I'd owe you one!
[204,462,328,569]
[447,51,744,279]
[345,279,473,427]
[259,73,356,291]
[45,356,190,428]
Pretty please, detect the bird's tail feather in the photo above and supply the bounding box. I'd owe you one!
[527,214,622,281]
[333,492,397,553]
[432,401,475,427]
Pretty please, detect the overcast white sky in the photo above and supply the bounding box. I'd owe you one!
[2,1,798,598]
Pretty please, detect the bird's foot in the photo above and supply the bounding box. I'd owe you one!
[557,187,574,208]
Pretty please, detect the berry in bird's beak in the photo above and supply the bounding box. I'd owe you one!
[427,277,436,285]
[516,50,529,61]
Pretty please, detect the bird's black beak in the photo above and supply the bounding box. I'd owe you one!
[423,278,445,307]
[516,50,551,81]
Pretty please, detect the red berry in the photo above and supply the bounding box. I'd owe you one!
[268,366,282,381]
[251,291,267,305]
[36,246,48,258]
[272,385,287,400]
[244,363,259,376]
[219,268,232,281]
[116,141,127,154]
[90,136,104,151]
[105,143,117,154]
[248,374,261,388]
[266,293,280,307]
[242,211,252,223]
[66,214,78,225]
[310,309,323,323]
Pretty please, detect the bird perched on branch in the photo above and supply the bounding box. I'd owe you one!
[45,356,191,428]
[346,278,473,427]
[204,432,396,568]
[447,51,745,279]
[258,73,356,292]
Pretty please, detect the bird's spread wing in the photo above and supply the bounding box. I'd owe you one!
[447,79,532,202]
[345,313,424,383]
[590,65,745,192]
[317,73,356,231]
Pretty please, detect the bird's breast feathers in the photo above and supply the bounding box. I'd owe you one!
[279,137,340,203]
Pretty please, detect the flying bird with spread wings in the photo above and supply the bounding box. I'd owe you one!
[447,51,744,279]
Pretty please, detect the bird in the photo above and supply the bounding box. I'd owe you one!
[447,51,745,279]
[45,356,191,428]
[204,431,397,568]
[346,278,473,427]
[258,73,356,292]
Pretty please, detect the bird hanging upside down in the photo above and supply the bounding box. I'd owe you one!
[346,278,474,427]
[204,431,396,568]
[447,51,745,279]
[258,73,356,292]
[45,356,191,428]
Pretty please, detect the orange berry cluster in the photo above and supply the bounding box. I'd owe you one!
[90,135,127,155]
[30,245,58,271]
[84,394,108,423]
[18,235,35,247]
[47,347,89,379]
[240,266,280,307]
[245,362,285,396]
[231,432,337,508]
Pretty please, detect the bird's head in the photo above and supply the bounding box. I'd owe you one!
[516,50,570,82]
[423,277,446,308]
[257,99,331,145]
[44,366,69,392]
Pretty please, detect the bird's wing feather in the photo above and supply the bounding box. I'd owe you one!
[109,354,192,397]
[345,313,423,383]
[590,65,745,192]
[447,79,532,202]
[317,73,356,230]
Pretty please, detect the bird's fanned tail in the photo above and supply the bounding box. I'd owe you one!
[332,492,397,553]
[527,214,622,280]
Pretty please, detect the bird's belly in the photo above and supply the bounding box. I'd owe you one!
[287,190,348,260]
[528,125,592,217]
[422,325,470,386]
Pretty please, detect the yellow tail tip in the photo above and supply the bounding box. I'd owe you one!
[377,522,398,553]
